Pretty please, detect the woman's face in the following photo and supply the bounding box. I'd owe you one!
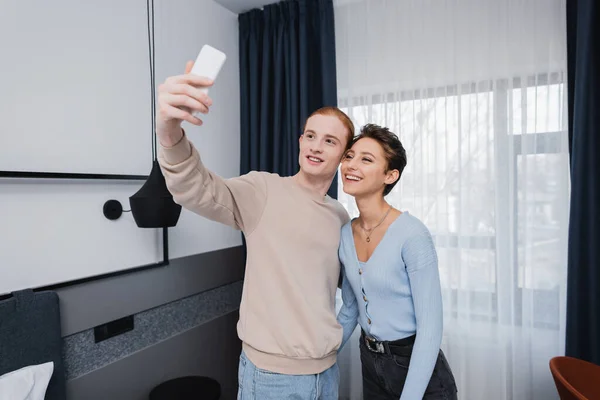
[340,137,398,197]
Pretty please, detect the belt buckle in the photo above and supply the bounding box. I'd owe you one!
[365,336,385,353]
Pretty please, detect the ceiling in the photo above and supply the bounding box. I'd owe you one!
[214,0,279,14]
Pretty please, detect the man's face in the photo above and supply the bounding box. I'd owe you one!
[298,114,349,180]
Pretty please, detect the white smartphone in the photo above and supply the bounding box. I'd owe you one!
[191,44,226,92]
[189,45,226,118]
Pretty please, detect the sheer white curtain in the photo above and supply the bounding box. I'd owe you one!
[333,1,569,399]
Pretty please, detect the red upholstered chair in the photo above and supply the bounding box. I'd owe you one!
[549,356,600,400]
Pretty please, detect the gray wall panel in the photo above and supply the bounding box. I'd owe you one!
[63,281,243,379]
[66,311,241,400]
[57,246,245,336]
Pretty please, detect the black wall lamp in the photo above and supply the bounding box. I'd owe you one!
[128,0,181,229]
[101,0,180,266]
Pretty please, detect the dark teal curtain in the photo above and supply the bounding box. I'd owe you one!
[565,0,600,365]
[238,0,339,198]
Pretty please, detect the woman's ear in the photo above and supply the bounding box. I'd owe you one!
[385,169,400,185]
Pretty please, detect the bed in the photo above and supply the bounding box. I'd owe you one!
[0,289,66,399]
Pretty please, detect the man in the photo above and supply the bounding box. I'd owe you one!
[156,60,354,399]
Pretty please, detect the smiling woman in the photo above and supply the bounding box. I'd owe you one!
[337,123,457,400]
[341,124,406,198]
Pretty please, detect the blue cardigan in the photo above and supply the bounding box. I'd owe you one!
[337,212,443,400]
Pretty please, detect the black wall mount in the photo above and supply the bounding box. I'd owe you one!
[103,199,124,220]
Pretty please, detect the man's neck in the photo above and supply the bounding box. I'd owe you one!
[355,194,390,229]
[292,171,333,198]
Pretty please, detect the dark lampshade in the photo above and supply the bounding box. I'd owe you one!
[129,160,181,228]
[129,0,181,229]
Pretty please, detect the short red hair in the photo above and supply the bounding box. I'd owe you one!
[304,106,355,151]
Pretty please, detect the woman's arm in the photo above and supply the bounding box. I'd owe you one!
[399,229,444,400]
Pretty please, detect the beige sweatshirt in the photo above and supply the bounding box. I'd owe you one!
[158,134,350,375]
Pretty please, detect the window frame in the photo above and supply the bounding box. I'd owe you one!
[338,72,566,329]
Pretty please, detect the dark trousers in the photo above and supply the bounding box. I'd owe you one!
[359,331,458,400]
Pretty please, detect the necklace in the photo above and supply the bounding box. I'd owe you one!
[359,204,393,242]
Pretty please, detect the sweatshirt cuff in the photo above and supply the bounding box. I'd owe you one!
[159,130,192,165]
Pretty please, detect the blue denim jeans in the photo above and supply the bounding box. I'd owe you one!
[237,351,339,400]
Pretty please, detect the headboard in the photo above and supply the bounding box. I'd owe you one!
[0,289,66,400]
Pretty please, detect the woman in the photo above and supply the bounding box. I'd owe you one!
[337,124,458,400]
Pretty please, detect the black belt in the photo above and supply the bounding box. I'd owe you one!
[361,330,416,356]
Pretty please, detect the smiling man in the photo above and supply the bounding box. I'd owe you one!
[155,62,354,399]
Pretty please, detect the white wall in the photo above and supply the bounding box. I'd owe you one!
[1,0,152,175]
[154,0,243,261]
[0,0,241,295]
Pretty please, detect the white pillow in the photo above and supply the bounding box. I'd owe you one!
[0,362,54,400]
